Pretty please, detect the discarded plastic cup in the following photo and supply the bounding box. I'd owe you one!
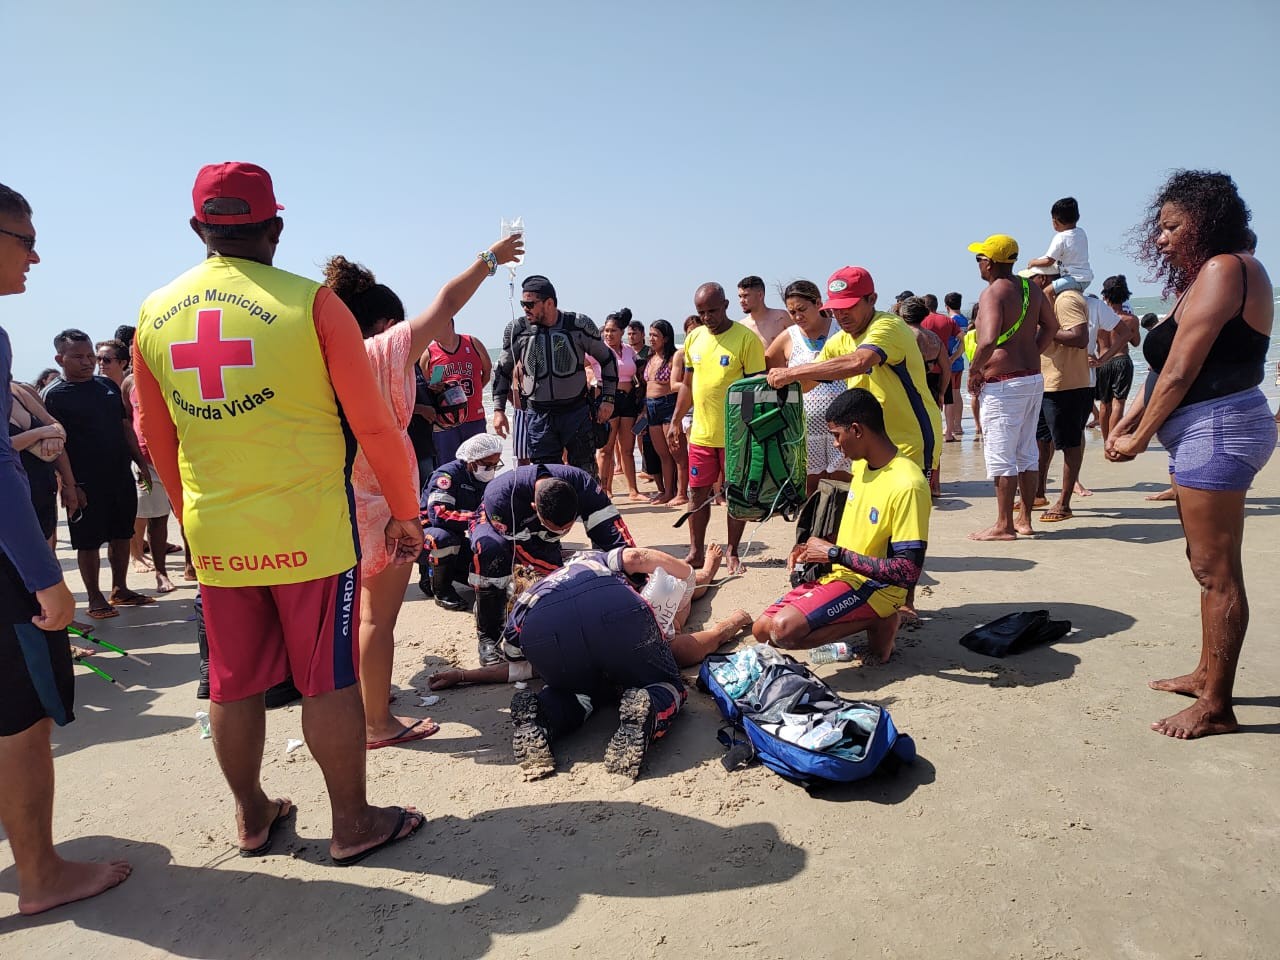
[195,711,212,739]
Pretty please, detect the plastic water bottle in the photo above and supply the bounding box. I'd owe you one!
[809,642,855,665]
[195,710,212,739]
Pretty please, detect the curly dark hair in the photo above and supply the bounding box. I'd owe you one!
[1132,170,1253,296]
[322,255,405,337]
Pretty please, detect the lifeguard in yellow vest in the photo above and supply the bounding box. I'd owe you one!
[132,162,426,866]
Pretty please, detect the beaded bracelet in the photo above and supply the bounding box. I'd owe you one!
[478,250,498,276]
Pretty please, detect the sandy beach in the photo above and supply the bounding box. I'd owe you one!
[2,435,1278,959]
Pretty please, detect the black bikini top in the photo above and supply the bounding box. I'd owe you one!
[1141,254,1270,409]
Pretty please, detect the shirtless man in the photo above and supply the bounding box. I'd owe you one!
[737,275,793,346]
[964,235,1059,541]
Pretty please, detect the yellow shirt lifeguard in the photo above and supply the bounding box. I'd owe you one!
[133,256,417,587]
[818,311,942,473]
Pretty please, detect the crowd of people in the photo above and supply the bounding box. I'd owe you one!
[0,164,1274,918]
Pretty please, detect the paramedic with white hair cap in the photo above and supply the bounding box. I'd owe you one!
[418,432,505,610]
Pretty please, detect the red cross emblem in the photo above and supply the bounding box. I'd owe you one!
[170,309,255,402]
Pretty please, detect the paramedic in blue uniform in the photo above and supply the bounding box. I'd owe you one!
[490,275,617,477]
[469,463,634,665]
[418,432,503,611]
[506,547,692,781]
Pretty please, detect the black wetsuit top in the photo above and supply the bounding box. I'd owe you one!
[1142,254,1270,409]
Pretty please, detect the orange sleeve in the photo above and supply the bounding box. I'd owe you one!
[131,341,184,523]
[313,288,418,521]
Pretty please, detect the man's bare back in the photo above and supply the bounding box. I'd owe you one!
[742,307,793,346]
[974,277,1055,378]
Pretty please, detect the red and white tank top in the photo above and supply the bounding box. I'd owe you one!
[426,334,486,426]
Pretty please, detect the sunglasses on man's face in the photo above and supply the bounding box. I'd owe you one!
[520,299,542,311]
[97,356,119,364]
[0,227,36,252]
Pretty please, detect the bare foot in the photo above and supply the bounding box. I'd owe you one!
[131,557,154,574]
[1149,670,1206,698]
[968,525,1017,541]
[1074,482,1093,497]
[627,491,649,503]
[669,496,689,507]
[700,542,724,584]
[649,493,673,505]
[1151,699,1239,739]
[1014,517,1035,536]
[155,574,176,594]
[18,857,132,915]
[684,549,704,569]
[725,554,744,576]
[861,613,899,664]
[183,565,198,581]
[1145,488,1177,502]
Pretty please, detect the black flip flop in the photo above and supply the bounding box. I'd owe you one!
[239,799,296,858]
[331,806,425,867]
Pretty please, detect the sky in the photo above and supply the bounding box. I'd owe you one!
[4,0,1278,379]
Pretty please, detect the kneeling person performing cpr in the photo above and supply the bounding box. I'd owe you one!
[752,388,931,664]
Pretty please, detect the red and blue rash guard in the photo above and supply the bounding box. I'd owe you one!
[475,463,634,557]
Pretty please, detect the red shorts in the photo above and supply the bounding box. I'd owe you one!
[763,580,882,631]
[687,442,725,489]
[951,371,963,390]
[202,566,360,703]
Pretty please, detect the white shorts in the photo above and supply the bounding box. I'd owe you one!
[135,466,172,519]
[979,374,1044,478]
[805,420,850,476]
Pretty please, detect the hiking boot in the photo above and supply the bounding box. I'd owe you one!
[417,566,434,598]
[604,687,657,780]
[432,565,468,612]
[474,587,506,667]
[510,690,555,780]
[265,677,303,709]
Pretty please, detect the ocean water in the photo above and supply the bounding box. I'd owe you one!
[1127,286,1280,405]
[475,290,1280,471]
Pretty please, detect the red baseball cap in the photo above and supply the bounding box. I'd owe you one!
[821,266,875,311]
[192,162,284,224]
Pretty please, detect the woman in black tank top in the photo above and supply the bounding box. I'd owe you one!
[1105,170,1275,741]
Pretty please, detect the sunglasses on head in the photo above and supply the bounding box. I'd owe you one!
[520,299,542,311]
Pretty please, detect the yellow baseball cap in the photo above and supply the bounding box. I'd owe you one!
[967,234,1019,264]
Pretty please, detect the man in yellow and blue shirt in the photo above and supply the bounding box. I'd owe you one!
[753,388,930,664]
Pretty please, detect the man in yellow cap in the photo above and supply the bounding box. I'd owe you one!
[964,235,1059,541]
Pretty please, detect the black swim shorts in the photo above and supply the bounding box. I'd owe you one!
[1037,387,1094,449]
[0,620,75,736]
[67,467,138,551]
[1094,355,1134,403]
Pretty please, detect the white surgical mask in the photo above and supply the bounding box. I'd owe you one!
[473,465,498,483]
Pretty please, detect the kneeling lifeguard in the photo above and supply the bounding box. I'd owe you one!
[753,388,931,663]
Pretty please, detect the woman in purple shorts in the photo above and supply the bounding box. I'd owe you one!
[1106,170,1275,741]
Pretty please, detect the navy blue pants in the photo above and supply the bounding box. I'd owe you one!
[518,574,684,739]
[470,523,564,587]
[422,525,471,583]
[527,403,597,476]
